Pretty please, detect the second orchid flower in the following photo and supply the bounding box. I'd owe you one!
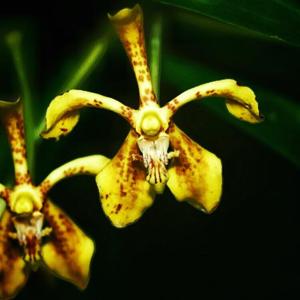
[0,101,109,299]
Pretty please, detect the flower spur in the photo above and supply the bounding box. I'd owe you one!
[0,101,109,299]
[42,4,263,228]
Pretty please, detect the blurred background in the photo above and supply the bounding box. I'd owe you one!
[0,0,300,299]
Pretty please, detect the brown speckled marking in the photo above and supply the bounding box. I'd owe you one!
[142,96,149,103]
[120,106,134,126]
[43,200,86,286]
[63,166,88,178]
[99,130,151,225]
[120,184,127,197]
[115,204,122,214]
[0,210,26,298]
[0,188,10,203]
[93,99,103,108]
[206,89,215,95]
[39,180,51,196]
[168,124,215,210]
[3,107,31,185]
[112,6,157,106]
[166,102,177,114]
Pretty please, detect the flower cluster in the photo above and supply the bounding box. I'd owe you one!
[0,3,262,299]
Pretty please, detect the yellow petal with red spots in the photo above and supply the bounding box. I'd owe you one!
[163,79,263,123]
[167,124,222,213]
[109,4,157,106]
[39,155,110,195]
[41,111,79,140]
[41,89,134,140]
[96,130,155,228]
[41,200,94,289]
[0,210,28,299]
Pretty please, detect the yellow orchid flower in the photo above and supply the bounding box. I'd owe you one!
[42,4,263,228]
[0,101,109,299]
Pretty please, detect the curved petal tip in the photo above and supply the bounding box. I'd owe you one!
[108,4,142,25]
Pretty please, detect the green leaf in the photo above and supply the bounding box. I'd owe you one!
[61,31,110,92]
[35,30,111,137]
[149,13,163,99]
[164,54,300,167]
[0,198,6,218]
[153,0,300,47]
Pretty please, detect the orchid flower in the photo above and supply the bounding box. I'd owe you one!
[0,101,109,299]
[42,4,263,228]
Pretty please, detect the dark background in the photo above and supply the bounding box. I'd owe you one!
[0,0,300,299]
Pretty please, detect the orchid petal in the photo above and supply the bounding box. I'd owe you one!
[0,99,20,109]
[96,130,156,228]
[2,103,31,185]
[41,199,94,289]
[0,210,28,299]
[109,4,157,107]
[167,124,222,213]
[41,89,134,140]
[39,155,110,195]
[163,79,263,123]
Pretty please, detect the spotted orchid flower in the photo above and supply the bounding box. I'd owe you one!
[0,101,109,299]
[42,4,263,228]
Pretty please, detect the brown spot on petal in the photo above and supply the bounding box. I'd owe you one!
[120,184,127,197]
[97,130,155,227]
[206,89,215,95]
[42,200,92,288]
[115,204,122,214]
[167,102,176,113]
[168,124,222,213]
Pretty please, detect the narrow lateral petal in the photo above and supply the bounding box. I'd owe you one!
[41,200,94,289]
[2,104,31,185]
[39,155,110,195]
[167,124,222,213]
[0,210,28,299]
[109,4,157,106]
[96,130,155,228]
[163,79,263,123]
[42,89,134,140]
[0,99,20,109]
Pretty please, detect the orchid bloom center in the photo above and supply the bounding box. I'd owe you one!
[10,184,43,214]
[10,211,51,263]
[137,133,179,185]
[13,195,33,214]
[140,112,162,137]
